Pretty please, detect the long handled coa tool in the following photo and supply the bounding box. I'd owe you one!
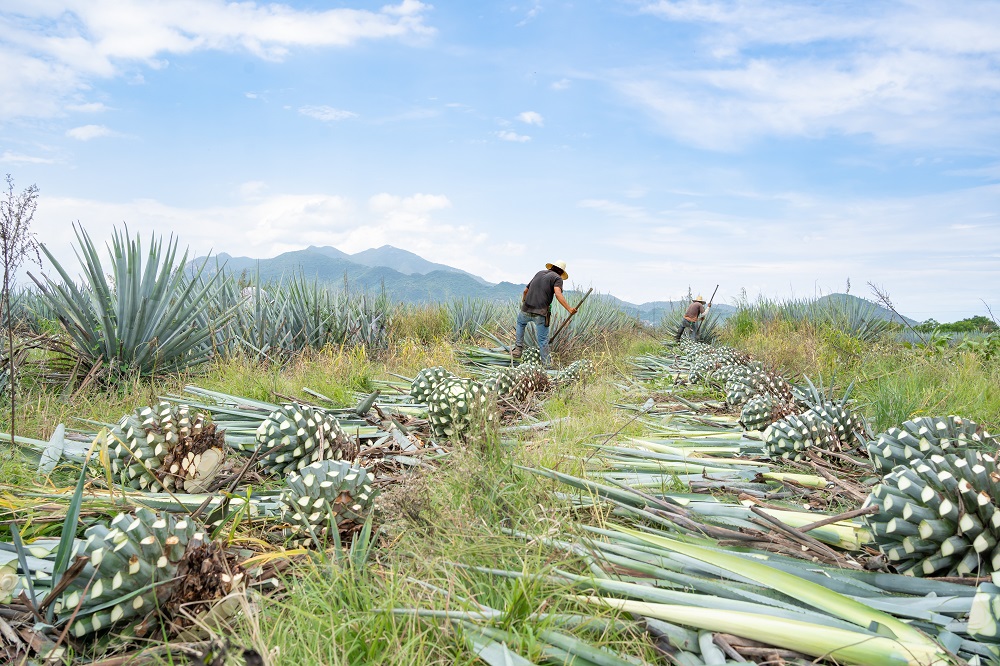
[550,287,594,345]
[706,284,719,309]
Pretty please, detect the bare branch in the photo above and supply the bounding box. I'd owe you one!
[982,300,998,327]
[867,281,927,346]
[0,173,42,444]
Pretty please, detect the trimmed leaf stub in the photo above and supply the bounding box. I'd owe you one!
[866,415,994,475]
[256,403,359,475]
[866,449,1000,577]
[279,460,379,548]
[54,508,205,637]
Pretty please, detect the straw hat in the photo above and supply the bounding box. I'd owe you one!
[694,295,705,302]
[545,260,568,280]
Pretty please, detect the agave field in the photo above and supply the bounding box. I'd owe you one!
[0,226,998,665]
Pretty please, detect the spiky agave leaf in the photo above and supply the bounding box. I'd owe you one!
[279,460,379,548]
[105,402,225,493]
[35,224,232,380]
[867,415,994,475]
[256,404,359,475]
[865,450,1000,577]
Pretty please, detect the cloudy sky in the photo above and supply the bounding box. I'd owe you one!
[2,0,999,321]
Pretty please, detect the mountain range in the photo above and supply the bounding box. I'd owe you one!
[191,245,915,325]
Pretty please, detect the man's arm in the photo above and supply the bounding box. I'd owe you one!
[522,287,528,302]
[553,286,577,315]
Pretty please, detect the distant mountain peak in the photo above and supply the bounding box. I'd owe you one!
[349,245,489,285]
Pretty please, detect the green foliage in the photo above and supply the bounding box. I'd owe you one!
[723,307,758,342]
[200,267,393,361]
[36,225,233,383]
[391,302,452,343]
[956,332,1000,361]
[447,297,507,340]
[726,293,894,344]
[915,315,998,334]
[855,351,1000,432]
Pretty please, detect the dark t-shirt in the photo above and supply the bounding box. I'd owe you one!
[684,301,705,320]
[522,269,563,315]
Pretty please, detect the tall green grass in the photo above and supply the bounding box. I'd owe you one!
[721,303,1000,433]
[855,350,1000,432]
[727,293,895,345]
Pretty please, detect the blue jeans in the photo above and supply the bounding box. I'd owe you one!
[515,311,550,364]
[675,319,699,341]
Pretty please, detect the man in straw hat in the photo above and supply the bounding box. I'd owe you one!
[512,260,577,365]
[675,293,711,342]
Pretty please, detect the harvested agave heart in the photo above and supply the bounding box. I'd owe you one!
[866,450,1000,577]
[427,377,496,438]
[105,402,225,493]
[54,509,206,637]
[740,393,796,432]
[508,364,551,402]
[763,411,841,462]
[867,415,995,474]
[410,366,455,404]
[255,403,359,475]
[279,460,379,548]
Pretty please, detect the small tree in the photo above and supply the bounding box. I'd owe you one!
[0,174,41,443]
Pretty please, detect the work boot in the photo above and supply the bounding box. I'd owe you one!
[511,345,523,358]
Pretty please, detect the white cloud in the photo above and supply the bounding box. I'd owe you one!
[30,189,499,284]
[578,198,649,220]
[516,1,543,27]
[0,1,435,122]
[65,124,116,141]
[518,111,544,126]
[238,181,267,199]
[368,193,451,231]
[298,105,358,122]
[66,102,110,113]
[551,78,571,91]
[496,130,531,143]
[621,1,1000,150]
[575,185,1000,318]
[0,150,56,164]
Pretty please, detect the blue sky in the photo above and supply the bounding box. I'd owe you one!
[1,0,999,321]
